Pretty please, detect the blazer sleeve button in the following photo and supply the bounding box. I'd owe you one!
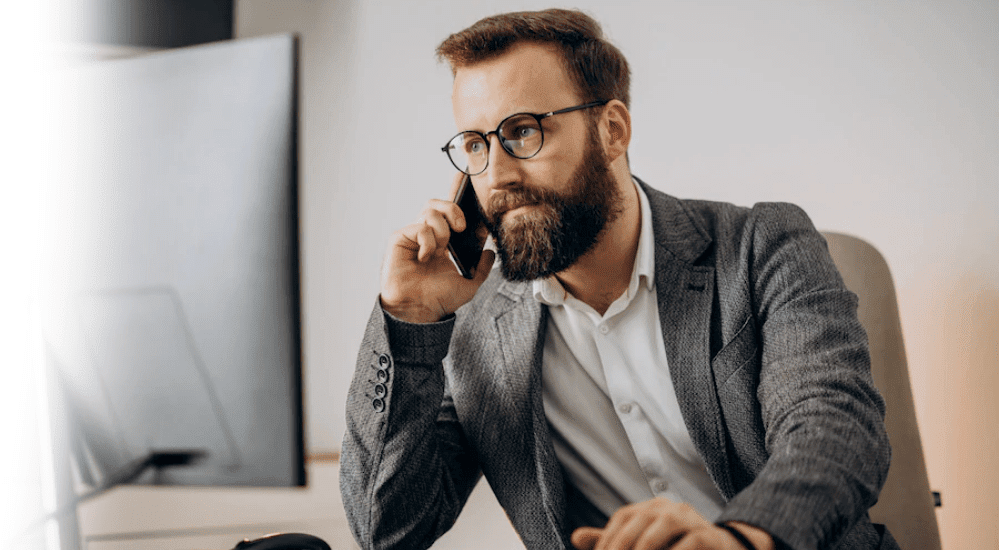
[377,354,391,369]
[375,369,389,382]
[374,383,387,398]
[372,397,385,413]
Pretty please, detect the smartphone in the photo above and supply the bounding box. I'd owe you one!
[447,175,487,279]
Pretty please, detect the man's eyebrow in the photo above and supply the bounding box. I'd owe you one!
[464,107,549,132]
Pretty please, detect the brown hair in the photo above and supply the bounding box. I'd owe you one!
[436,9,631,109]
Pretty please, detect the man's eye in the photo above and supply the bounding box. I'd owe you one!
[465,139,486,154]
[513,126,538,139]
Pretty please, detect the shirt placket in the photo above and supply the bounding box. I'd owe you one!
[593,319,676,501]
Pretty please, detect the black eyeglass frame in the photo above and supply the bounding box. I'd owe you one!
[441,99,610,176]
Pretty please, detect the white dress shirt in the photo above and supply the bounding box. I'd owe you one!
[536,180,726,521]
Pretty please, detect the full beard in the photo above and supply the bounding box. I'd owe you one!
[482,131,623,282]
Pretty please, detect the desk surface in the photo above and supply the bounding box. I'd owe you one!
[77,457,524,550]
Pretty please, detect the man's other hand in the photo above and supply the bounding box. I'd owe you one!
[570,497,775,550]
[380,171,495,324]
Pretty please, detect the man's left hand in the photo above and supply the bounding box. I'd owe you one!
[570,497,774,550]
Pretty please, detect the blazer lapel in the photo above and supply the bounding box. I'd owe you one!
[641,179,735,498]
[483,280,568,545]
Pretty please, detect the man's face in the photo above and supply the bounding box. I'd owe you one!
[481,127,621,281]
[451,42,622,281]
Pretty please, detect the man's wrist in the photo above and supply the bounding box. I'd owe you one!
[716,522,775,550]
[380,296,444,324]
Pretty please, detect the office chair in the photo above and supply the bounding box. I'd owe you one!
[822,232,942,550]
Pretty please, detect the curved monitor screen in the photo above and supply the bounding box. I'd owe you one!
[41,34,304,488]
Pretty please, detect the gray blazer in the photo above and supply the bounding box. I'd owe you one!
[341,179,897,550]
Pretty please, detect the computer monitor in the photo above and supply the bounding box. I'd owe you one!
[40,33,304,490]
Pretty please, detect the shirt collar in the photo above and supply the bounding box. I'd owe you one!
[633,177,656,293]
[533,177,655,306]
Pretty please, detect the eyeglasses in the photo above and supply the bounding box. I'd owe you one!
[441,100,609,176]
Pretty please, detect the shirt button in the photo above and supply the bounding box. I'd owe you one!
[653,480,668,493]
[618,403,632,414]
[598,324,609,334]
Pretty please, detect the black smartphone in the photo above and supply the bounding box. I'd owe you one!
[447,175,487,279]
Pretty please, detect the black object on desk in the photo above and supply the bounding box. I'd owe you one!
[233,533,331,550]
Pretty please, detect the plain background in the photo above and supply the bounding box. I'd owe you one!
[1,1,993,549]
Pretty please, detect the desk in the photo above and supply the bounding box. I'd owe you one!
[76,458,524,549]
[77,459,355,550]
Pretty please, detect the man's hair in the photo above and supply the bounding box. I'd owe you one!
[436,9,631,109]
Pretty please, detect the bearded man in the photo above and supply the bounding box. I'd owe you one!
[341,9,897,550]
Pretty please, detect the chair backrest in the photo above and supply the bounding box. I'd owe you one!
[822,232,941,550]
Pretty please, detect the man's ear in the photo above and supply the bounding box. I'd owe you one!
[600,99,631,162]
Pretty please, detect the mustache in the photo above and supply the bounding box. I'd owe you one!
[484,185,562,223]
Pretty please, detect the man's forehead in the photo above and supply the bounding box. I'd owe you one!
[450,42,579,129]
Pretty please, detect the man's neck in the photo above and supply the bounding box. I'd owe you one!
[555,165,641,316]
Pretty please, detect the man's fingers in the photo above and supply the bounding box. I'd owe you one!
[595,503,637,549]
[596,514,656,550]
[406,203,460,263]
[631,516,686,550]
[413,222,439,261]
[573,498,710,550]
[425,198,466,233]
[571,527,603,550]
[422,209,453,250]
[655,526,735,550]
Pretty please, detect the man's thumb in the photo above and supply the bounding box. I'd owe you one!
[570,527,602,550]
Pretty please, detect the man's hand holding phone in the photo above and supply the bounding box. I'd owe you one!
[380,172,494,324]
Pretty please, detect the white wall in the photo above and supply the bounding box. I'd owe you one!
[236,2,997,549]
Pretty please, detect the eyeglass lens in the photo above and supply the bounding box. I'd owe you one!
[445,114,544,175]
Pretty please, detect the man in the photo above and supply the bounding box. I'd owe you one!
[341,9,896,550]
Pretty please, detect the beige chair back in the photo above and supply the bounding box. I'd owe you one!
[822,232,941,550]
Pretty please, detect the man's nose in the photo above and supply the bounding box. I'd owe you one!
[481,135,520,191]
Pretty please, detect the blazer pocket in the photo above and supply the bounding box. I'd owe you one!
[711,314,759,387]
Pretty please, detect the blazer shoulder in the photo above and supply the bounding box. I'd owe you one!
[638,178,819,268]
[677,198,815,244]
[637,175,815,241]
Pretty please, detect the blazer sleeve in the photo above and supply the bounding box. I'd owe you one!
[714,203,891,550]
[340,300,482,550]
